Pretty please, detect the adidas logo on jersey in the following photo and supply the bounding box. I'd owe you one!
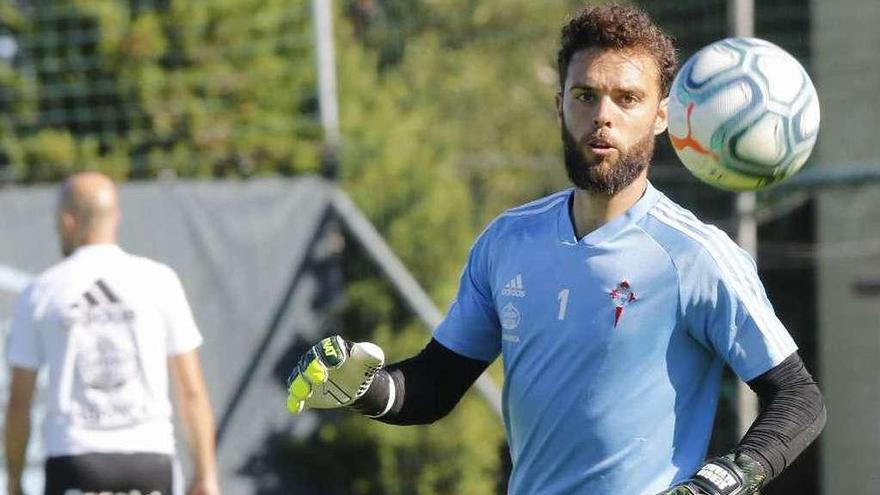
[61,279,135,328]
[501,274,526,297]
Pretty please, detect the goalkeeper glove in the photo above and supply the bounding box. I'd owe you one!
[655,452,766,495]
[286,335,385,414]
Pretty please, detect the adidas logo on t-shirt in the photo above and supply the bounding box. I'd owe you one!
[501,274,526,297]
[63,279,135,328]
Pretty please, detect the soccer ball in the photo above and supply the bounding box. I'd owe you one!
[667,37,820,191]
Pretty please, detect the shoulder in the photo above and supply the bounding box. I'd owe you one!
[27,256,77,296]
[480,189,571,241]
[125,253,182,286]
[16,256,82,314]
[639,191,753,281]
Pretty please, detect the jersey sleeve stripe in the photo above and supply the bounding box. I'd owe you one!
[500,195,569,219]
[654,201,796,359]
[650,205,790,361]
[503,189,571,215]
[657,201,793,356]
[650,201,796,362]
[656,200,771,307]
[652,201,791,356]
[476,191,571,240]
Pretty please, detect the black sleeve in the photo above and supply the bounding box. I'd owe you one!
[736,352,826,482]
[351,338,491,425]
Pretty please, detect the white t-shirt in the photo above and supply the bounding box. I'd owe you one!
[7,244,203,457]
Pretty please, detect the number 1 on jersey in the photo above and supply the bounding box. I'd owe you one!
[557,289,570,320]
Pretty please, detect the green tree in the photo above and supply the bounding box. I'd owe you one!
[0,0,322,181]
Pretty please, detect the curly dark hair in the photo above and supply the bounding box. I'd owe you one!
[557,4,678,96]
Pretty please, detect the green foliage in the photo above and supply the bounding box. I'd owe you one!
[0,0,321,181]
[345,0,577,224]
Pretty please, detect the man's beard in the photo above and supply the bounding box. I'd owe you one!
[561,120,655,195]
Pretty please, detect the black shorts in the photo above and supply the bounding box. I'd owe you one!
[44,452,173,495]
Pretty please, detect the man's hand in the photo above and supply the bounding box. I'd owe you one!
[188,475,221,495]
[6,479,23,495]
[286,335,385,414]
[655,453,766,495]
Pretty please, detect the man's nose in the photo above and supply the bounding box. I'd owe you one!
[592,96,614,129]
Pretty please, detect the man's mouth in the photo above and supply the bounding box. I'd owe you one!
[586,137,616,156]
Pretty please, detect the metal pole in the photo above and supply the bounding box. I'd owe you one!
[728,0,759,442]
[728,0,754,40]
[312,0,341,177]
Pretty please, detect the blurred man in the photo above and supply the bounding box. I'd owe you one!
[5,172,220,495]
[285,5,825,494]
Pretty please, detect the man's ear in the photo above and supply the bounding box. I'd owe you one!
[654,96,669,135]
[60,211,76,234]
[555,91,564,122]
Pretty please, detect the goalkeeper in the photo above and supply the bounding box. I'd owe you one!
[287,4,825,495]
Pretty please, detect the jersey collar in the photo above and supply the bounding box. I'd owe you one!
[70,243,123,258]
[557,181,660,246]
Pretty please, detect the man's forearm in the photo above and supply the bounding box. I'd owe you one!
[656,353,825,495]
[5,368,37,495]
[738,352,826,480]
[351,338,490,425]
[170,352,219,487]
[4,406,29,494]
[180,390,218,481]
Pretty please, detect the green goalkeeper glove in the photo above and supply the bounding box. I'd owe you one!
[655,453,766,495]
[286,335,385,414]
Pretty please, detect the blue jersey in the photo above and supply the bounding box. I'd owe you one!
[433,183,797,495]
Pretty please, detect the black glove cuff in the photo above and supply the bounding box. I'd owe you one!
[350,369,393,416]
[688,453,766,495]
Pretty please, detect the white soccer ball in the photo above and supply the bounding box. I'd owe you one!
[667,37,820,191]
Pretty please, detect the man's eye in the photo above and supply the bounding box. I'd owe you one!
[575,92,595,103]
[620,94,640,105]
